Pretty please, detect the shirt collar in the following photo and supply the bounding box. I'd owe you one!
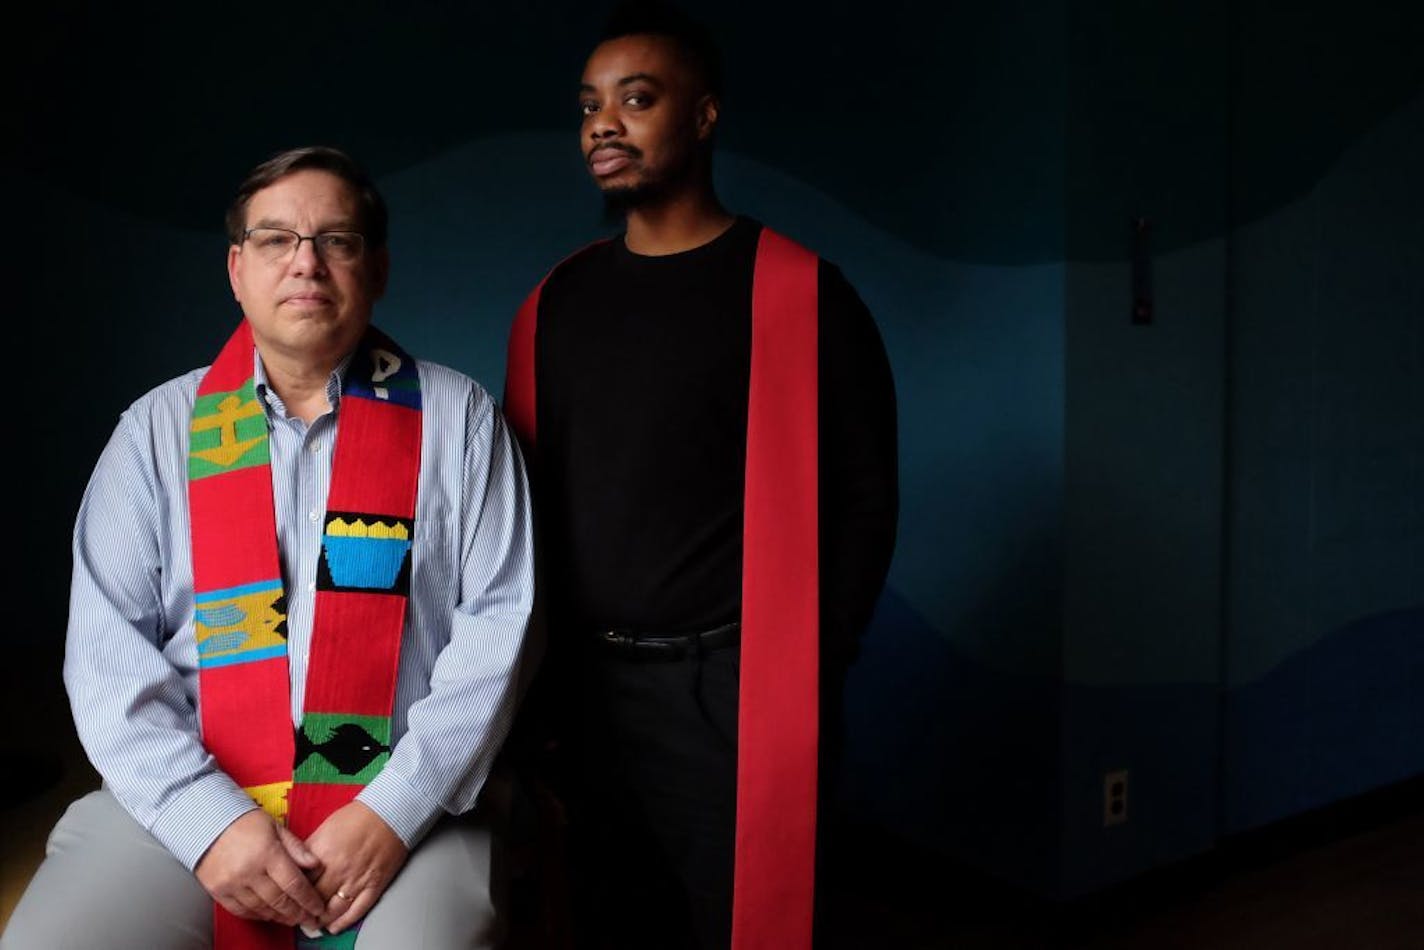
[252,349,355,421]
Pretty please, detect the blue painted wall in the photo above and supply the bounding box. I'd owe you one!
[1059,0,1232,895]
[1056,0,1423,897]
[7,0,1420,905]
[1224,84,1424,832]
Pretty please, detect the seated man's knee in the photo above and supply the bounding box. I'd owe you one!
[2,791,210,950]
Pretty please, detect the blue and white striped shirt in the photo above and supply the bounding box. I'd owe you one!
[64,348,534,870]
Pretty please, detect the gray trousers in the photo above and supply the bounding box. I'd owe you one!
[2,790,501,950]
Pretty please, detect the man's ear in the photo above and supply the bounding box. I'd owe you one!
[227,243,244,303]
[696,93,720,141]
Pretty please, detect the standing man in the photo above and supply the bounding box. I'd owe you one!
[4,146,533,950]
[504,3,898,948]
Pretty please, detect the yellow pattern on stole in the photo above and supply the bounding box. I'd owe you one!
[244,780,293,824]
[195,589,288,662]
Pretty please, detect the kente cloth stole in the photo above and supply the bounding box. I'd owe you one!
[189,320,421,950]
[506,227,820,949]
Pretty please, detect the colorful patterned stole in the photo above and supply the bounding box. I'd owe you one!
[189,320,422,950]
[505,227,821,949]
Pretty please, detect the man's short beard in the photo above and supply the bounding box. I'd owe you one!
[597,146,709,223]
[600,178,670,222]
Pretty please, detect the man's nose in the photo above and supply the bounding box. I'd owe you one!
[588,106,624,141]
[289,236,328,275]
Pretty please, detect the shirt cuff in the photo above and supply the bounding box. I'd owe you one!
[145,772,259,871]
[356,768,446,850]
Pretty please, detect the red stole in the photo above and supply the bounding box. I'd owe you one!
[505,227,820,948]
[190,322,422,949]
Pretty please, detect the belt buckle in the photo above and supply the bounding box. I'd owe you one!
[600,629,632,648]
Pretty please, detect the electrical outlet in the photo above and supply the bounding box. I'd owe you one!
[1103,769,1128,827]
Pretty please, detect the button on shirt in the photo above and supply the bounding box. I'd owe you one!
[64,353,534,870]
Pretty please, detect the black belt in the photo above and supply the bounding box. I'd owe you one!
[591,621,740,661]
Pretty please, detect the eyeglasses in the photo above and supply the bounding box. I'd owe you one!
[242,227,367,264]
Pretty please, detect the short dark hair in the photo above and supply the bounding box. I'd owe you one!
[600,0,722,97]
[225,146,388,250]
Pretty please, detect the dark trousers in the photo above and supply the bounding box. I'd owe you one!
[557,636,849,950]
[565,638,740,950]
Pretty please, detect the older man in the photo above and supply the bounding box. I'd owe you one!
[3,147,533,950]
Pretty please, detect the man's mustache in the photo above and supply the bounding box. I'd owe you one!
[588,142,642,162]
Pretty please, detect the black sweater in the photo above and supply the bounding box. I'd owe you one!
[532,216,898,665]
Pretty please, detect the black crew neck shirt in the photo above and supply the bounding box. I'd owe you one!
[532,216,897,660]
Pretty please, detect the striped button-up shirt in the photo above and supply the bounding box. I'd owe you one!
[64,349,534,870]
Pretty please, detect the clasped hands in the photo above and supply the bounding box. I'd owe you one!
[194,801,408,937]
